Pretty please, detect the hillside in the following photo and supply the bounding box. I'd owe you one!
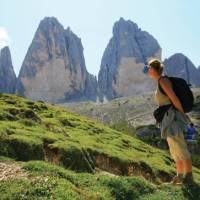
[64,88,200,166]
[63,91,156,130]
[1,158,200,200]
[64,88,200,129]
[0,93,200,199]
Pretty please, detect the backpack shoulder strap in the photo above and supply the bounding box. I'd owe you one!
[158,75,168,95]
[158,75,168,83]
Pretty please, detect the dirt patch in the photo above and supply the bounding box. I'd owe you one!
[43,141,61,165]
[95,154,122,175]
[94,152,173,184]
[0,162,29,181]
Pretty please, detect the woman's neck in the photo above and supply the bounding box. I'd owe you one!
[153,74,162,81]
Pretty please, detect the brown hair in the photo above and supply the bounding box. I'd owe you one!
[148,59,164,75]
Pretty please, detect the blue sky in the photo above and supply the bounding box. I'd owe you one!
[1,0,200,76]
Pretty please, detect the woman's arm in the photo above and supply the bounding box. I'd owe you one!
[159,77,185,113]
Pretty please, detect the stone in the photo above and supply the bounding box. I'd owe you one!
[163,53,200,87]
[0,46,17,93]
[17,17,97,103]
[98,17,161,101]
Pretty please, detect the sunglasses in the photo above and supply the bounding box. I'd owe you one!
[143,65,150,74]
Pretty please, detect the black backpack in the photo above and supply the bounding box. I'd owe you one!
[158,75,194,113]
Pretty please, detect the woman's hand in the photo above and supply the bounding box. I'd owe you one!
[184,114,192,123]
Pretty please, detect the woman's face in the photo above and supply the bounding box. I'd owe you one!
[148,66,159,80]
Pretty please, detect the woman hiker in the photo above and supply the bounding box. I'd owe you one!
[143,59,194,185]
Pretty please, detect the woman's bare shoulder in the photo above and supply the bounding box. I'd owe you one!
[160,76,172,87]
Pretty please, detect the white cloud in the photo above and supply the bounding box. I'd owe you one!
[0,27,11,49]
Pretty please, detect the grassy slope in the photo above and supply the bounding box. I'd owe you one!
[64,88,200,135]
[1,158,200,200]
[0,93,200,199]
[63,91,156,132]
[64,89,200,168]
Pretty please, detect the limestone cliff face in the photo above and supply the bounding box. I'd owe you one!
[98,18,161,101]
[17,17,97,103]
[198,66,200,74]
[163,53,200,87]
[0,46,17,93]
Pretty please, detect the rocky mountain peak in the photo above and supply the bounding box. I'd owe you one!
[17,17,97,103]
[113,17,138,36]
[163,53,200,86]
[64,26,86,74]
[0,46,12,67]
[0,46,17,93]
[98,18,161,101]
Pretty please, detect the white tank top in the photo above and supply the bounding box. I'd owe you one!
[154,85,172,106]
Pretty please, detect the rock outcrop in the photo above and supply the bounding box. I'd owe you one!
[163,53,200,87]
[0,46,17,93]
[17,17,97,103]
[98,17,161,101]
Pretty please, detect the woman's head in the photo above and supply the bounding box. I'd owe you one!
[147,59,164,80]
